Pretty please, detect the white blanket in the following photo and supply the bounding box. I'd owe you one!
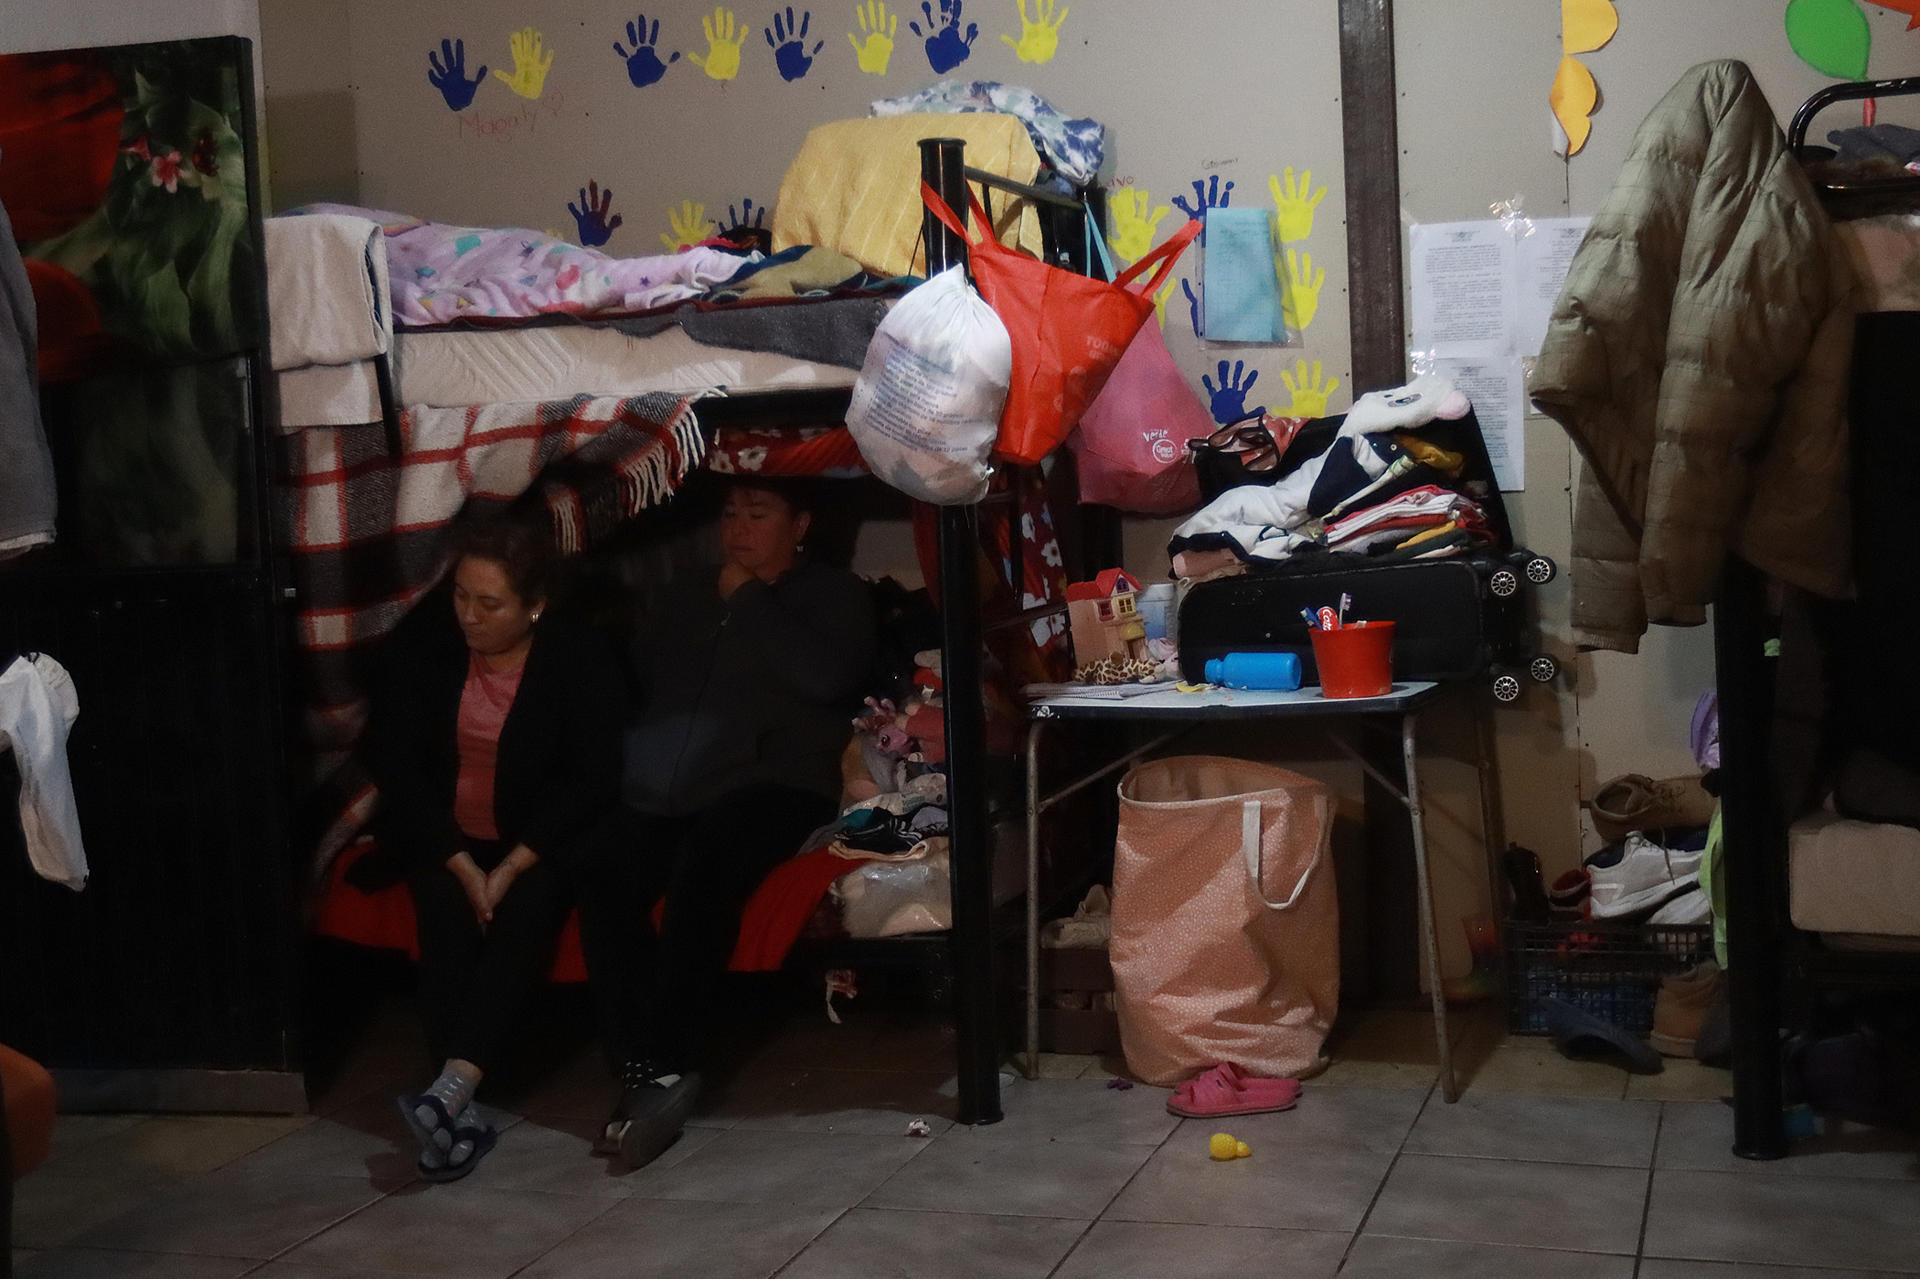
[265,213,391,370]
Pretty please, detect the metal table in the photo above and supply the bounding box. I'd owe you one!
[1023,680,1496,1102]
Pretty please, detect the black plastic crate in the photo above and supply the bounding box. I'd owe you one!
[1505,920,1713,1035]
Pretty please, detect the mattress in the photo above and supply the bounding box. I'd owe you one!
[276,324,855,431]
[1787,810,1920,939]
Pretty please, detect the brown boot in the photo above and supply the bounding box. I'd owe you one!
[1589,774,1716,844]
[1649,960,1723,1058]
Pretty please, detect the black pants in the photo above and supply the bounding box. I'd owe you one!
[407,836,568,1073]
[575,784,835,1072]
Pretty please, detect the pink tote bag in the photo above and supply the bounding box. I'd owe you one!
[1110,755,1339,1085]
[1067,320,1206,514]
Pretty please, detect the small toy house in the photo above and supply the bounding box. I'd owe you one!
[1066,569,1149,666]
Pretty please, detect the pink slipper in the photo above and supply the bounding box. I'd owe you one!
[1166,1063,1302,1118]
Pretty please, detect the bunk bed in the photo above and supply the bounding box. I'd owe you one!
[275,134,1117,1128]
[1722,75,1920,1158]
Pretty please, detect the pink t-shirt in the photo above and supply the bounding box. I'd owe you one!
[453,651,527,841]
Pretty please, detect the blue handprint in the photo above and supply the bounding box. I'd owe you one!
[1171,175,1235,245]
[568,181,624,247]
[1181,278,1202,338]
[426,38,487,111]
[1202,360,1266,425]
[765,8,824,81]
[716,197,771,250]
[911,0,978,73]
[613,14,680,87]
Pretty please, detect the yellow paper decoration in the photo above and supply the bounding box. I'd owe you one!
[1550,55,1598,156]
[1562,0,1618,54]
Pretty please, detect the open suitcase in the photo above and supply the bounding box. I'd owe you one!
[1174,406,1556,702]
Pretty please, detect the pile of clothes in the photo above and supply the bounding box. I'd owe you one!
[1167,373,1502,581]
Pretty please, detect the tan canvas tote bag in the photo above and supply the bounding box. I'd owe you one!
[1111,756,1339,1085]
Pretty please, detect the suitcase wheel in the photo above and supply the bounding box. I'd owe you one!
[1528,653,1558,684]
[1489,567,1521,599]
[1523,554,1557,586]
[1491,669,1523,702]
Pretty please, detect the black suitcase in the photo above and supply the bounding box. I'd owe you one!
[1177,550,1557,701]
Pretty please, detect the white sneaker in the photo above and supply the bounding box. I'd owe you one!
[1587,831,1705,919]
[1646,887,1711,926]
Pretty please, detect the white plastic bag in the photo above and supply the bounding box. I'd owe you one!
[846,265,1010,505]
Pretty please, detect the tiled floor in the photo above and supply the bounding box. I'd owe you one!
[11,1001,1919,1279]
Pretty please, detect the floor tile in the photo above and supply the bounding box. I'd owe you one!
[9,1172,182,1250]
[865,1129,1151,1219]
[779,1208,1085,1279]
[1051,1220,1347,1279]
[1405,1091,1658,1167]
[726,1068,957,1136]
[42,1115,145,1162]
[278,1185,609,1278]
[620,1128,926,1209]
[242,1263,427,1279]
[1340,1235,1637,1279]
[12,1248,254,1279]
[222,1094,429,1191]
[1460,1037,1631,1099]
[37,1115,312,1186]
[1267,1085,1427,1153]
[71,1168,383,1260]
[516,1198,837,1279]
[1640,1263,1915,1279]
[454,1114,674,1197]
[1625,1059,1734,1102]
[973,1077,1181,1147]
[1365,1153,1647,1254]
[1104,1125,1394,1233]
[687,1065,819,1131]
[1644,1169,1920,1272]
[1029,1053,1102,1080]
[1656,1102,1920,1180]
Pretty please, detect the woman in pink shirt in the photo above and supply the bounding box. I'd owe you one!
[364,516,623,1181]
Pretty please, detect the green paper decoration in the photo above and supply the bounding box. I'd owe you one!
[1786,0,1871,79]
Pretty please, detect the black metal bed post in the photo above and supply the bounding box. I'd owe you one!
[1716,555,1787,1159]
[921,136,1003,1126]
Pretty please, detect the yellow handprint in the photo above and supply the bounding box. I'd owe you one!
[660,200,710,251]
[1279,359,1341,418]
[1107,187,1168,264]
[1281,248,1325,333]
[688,6,746,80]
[1000,0,1068,64]
[1268,166,1326,244]
[847,0,897,74]
[1153,273,1178,330]
[492,27,555,99]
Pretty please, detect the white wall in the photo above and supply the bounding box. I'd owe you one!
[1,0,259,53]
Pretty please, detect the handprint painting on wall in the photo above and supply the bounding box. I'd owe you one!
[427,38,487,111]
[568,182,623,247]
[493,28,553,99]
[848,0,899,73]
[766,7,825,80]
[689,6,748,80]
[911,0,979,73]
[1001,0,1067,63]
[614,14,680,87]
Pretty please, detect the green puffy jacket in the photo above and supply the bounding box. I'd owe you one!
[1533,60,1853,653]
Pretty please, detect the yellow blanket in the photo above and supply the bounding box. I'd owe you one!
[773,113,1045,279]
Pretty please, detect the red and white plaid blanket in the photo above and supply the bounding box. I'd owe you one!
[277,391,704,878]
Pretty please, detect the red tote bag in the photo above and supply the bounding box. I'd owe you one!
[921,182,1200,467]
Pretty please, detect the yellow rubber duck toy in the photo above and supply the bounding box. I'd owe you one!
[1208,1132,1253,1161]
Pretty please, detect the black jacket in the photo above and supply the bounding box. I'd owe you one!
[621,560,875,816]
[364,597,627,872]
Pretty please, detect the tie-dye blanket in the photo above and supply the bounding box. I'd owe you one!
[292,203,748,327]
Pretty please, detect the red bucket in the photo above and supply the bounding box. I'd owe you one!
[1308,620,1395,698]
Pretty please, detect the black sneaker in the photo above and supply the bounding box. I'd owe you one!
[600,1062,701,1171]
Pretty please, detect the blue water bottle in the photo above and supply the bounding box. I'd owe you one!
[1203,651,1303,691]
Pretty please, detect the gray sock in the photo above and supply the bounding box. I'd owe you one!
[414,1064,479,1152]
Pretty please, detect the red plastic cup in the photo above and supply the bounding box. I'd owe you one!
[1308,620,1395,698]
